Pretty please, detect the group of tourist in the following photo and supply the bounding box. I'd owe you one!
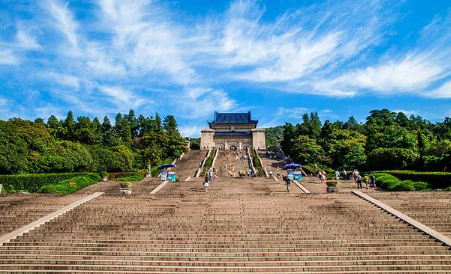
[352,170,377,189]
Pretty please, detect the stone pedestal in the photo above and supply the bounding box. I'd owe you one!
[251,128,266,150]
[200,129,215,150]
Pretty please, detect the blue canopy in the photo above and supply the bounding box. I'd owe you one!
[158,164,175,170]
[283,163,301,170]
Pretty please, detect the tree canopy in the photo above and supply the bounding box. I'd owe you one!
[0,110,188,174]
[275,109,451,171]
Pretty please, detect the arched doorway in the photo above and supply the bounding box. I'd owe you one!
[228,142,239,150]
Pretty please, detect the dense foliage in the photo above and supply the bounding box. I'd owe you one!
[38,174,101,194]
[0,110,188,174]
[0,172,97,193]
[265,126,284,148]
[279,109,451,171]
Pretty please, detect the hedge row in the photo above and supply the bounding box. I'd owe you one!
[379,170,451,189]
[374,173,431,191]
[38,174,101,194]
[0,172,97,193]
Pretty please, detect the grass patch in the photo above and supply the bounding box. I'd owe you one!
[38,174,101,194]
[117,173,144,181]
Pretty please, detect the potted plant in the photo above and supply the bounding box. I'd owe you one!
[120,182,133,195]
[101,171,109,182]
[326,180,338,193]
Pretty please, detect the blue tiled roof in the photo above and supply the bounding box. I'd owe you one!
[209,111,258,124]
[214,131,252,136]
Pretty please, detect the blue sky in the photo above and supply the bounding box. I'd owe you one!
[1,0,451,137]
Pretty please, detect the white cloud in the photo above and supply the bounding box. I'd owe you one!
[277,107,309,119]
[174,88,236,119]
[44,72,80,89]
[0,97,7,106]
[0,50,19,65]
[393,109,418,116]
[345,55,444,93]
[179,125,201,137]
[426,80,451,98]
[99,85,148,109]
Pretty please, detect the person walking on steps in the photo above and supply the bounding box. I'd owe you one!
[203,175,209,192]
[286,176,291,192]
[356,174,363,189]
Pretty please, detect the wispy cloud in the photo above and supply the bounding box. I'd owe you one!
[46,0,79,50]
[16,27,41,50]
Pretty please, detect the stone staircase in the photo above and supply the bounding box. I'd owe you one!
[370,192,451,238]
[0,178,450,273]
[172,150,207,180]
[0,194,81,237]
[215,150,250,178]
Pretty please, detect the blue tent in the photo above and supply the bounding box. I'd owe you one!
[158,164,175,170]
[283,163,301,170]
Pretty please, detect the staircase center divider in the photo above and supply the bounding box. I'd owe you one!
[247,148,256,175]
[255,148,269,178]
[195,148,211,177]
[211,147,219,170]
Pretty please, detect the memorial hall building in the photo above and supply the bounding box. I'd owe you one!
[200,112,266,150]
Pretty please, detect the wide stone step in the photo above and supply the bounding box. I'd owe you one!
[0,263,450,272]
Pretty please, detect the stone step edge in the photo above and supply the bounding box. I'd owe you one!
[352,191,451,248]
[0,192,104,246]
[150,181,169,195]
[293,180,311,194]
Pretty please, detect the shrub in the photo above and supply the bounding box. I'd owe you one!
[378,170,451,189]
[38,174,101,194]
[101,171,109,178]
[326,181,337,187]
[374,172,431,191]
[0,172,96,193]
[120,182,133,188]
[444,186,451,191]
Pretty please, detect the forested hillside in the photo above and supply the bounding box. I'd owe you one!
[0,110,188,174]
[277,109,451,171]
